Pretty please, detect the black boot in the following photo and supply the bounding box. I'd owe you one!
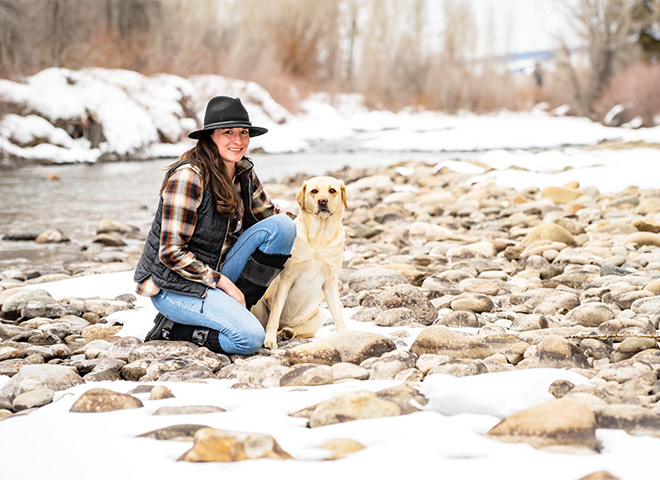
[235,249,290,309]
[144,313,223,353]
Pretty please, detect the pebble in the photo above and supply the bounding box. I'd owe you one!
[179,427,292,462]
[486,397,597,451]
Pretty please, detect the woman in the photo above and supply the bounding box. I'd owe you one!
[134,96,296,355]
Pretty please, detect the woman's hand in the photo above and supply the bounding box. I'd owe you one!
[217,274,246,308]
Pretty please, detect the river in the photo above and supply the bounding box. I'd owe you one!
[0,151,454,272]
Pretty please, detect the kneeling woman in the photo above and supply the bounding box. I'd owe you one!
[134,96,296,355]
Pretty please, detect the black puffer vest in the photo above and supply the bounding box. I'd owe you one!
[133,159,260,297]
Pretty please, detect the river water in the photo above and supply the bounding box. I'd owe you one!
[0,151,452,272]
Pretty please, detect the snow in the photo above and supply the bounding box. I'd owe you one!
[0,268,656,479]
[3,67,660,165]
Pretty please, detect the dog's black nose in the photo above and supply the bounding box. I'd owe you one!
[318,198,328,205]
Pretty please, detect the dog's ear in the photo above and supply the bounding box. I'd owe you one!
[296,181,307,210]
[340,181,348,209]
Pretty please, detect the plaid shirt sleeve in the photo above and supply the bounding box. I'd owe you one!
[158,165,221,288]
[249,170,281,220]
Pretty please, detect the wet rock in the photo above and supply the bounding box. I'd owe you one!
[600,264,632,276]
[81,324,123,340]
[83,298,133,316]
[617,337,657,355]
[375,382,428,414]
[534,335,590,369]
[428,359,488,377]
[330,362,370,381]
[179,427,292,462]
[541,186,583,204]
[12,387,55,411]
[92,233,127,247]
[363,284,437,324]
[510,313,550,332]
[1,289,68,320]
[302,390,402,428]
[595,404,660,437]
[548,379,575,399]
[520,223,576,248]
[374,307,417,326]
[279,364,333,387]
[625,232,660,247]
[564,303,615,327]
[35,228,69,244]
[70,388,143,412]
[486,397,597,451]
[0,346,26,361]
[137,424,209,442]
[218,356,286,385]
[348,267,408,292]
[105,336,142,361]
[284,341,342,366]
[128,340,199,362]
[533,292,580,315]
[323,330,396,364]
[437,310,481,328]
[157,367,217,382]
[0,392,11,410]
[97,218,139,235]
[630,295,660,316]
[416,353,452,374]
[410,326,495,359]
[361,350,417,380]
[449,293,494,313]
[1,364,83,402]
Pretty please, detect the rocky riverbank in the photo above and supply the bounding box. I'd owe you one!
[1,159,660,476]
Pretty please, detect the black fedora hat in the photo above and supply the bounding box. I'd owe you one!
[188,96,268,139]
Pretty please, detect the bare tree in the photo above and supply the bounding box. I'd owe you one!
[557,0,641,115]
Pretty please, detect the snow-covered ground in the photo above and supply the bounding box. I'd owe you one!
[0,272,649,479]
[0,270,657,479]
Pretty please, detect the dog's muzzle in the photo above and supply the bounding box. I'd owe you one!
[316,198,331,215]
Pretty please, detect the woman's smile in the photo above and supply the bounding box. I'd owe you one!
[212,128,250,165]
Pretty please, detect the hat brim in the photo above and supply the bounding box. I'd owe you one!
[188,122,268,139]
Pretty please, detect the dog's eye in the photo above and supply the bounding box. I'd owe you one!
[310,189,318,194]
[329,188,336,194]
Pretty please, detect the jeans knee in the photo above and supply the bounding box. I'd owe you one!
[275,214,296,239]
[235,325,265,355]
[264,214,296,252]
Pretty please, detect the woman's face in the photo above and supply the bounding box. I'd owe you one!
[211,128,250,166]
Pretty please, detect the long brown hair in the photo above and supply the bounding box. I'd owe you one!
[160,135,240,216]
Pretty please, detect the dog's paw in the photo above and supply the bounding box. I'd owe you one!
[277,328,295,341]
[264,337,278,350]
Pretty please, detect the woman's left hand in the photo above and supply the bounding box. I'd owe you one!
[217,275,246,307]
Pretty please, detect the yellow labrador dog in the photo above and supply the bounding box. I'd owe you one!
[252,176,347,349]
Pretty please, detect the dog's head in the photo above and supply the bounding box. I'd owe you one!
[296,176,347,218]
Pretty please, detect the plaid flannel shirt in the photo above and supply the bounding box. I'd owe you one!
[136,159,279,297]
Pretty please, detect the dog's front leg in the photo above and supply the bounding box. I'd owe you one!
[264,278,293,349]
[323,278,346,331]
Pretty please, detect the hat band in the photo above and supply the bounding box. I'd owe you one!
[203,120,253,130]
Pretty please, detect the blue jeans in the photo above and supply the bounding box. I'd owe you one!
[152,214,296,354]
